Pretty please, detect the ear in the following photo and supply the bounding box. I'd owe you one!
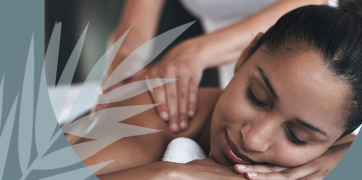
[234,32,264,74]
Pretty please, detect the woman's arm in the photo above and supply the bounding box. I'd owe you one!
[72,88,222,175]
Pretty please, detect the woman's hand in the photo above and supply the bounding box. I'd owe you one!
[140,38,208,133]
[233,140,353,180]
[165,158,248,180]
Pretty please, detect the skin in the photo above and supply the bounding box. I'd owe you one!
[67,33,356,179]
[106,0,328,133]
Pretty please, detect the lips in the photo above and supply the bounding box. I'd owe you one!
[224,131,255,165]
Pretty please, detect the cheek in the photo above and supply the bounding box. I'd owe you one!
[217,82,256,121]
[209,87,257,163]
[210,92,250,136]
[209,94,249,165]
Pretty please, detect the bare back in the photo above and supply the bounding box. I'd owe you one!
[67,88,222,175]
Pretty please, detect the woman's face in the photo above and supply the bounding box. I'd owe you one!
[210,45,348,167]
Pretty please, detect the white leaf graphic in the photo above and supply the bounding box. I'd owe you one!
[61,105,161,161]
[35,104,160,169]
[39,160,114,180]
[72,124,160,161]
[45,22,61,87]
[97,78,177,104]
[65,22,194,123]
[48,23,89,121]
[62,105,158,136]
[18,32,86,179]
[54,22,193,173]
[32,144,81,170]
[87,160,115,174]
[63,26,132,123]
[0,94,18,179]
[0,21,194,179]
[0,75,4,131]
[102,21,195,90]
[18,34,35,173]
[38,121,160,169]
[35,64,59,156]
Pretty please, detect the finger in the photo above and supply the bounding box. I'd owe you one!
[245,165,317,180]
[234,164,287,174]
[245,171,290,180]
[148,73,170,121]
[178,75,190,131]
[165,77,180,133]
[187,76,199,118]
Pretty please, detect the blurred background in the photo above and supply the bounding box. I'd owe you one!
[45,0,348,87]
[45,0,219,87]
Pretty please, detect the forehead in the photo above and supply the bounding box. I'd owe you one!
[247,47,348,137]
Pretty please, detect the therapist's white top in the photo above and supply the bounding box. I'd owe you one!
[180,0,338,89]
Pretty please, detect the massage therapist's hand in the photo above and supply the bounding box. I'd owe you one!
[233,139,354,180]
[140,39,208,133]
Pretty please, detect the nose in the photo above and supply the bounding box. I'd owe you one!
[241,117,276,152]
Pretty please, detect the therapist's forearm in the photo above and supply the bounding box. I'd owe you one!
[195,0,328,68]
[114,0,164,42]
[104,0,164,82]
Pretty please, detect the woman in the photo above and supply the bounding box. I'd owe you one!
[74,2,362,179]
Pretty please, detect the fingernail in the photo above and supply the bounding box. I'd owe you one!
[161,111,169,120]
[188,110,194,117]
[180,121,187,129]
[170,123,179,132]
[247,172,258,177]
[236,164,246,169]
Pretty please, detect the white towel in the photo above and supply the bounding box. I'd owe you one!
[162,137,207,164]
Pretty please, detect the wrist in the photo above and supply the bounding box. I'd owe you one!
[182,34,241,69]
[109,27,150,59]
[180,38,210,69]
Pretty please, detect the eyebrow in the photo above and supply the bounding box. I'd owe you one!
[257,66,278,100]
[294,118,328,137]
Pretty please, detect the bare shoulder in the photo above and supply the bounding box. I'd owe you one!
[82,88,223,174]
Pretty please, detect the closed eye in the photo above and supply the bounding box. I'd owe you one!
[246,86,267,108]
[285,127,307,147]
